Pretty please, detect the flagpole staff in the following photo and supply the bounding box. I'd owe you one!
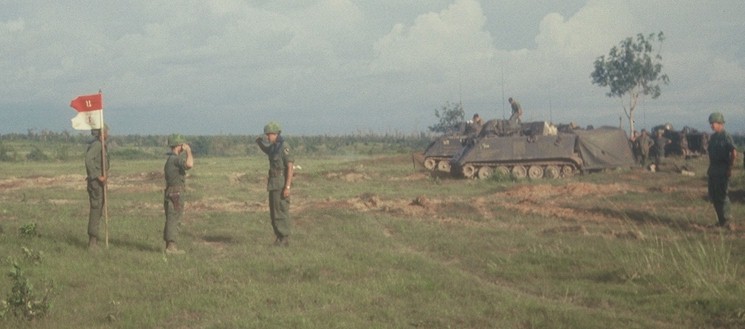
[99,92,109,249]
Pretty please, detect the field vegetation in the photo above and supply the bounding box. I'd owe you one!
[0,133,744,328]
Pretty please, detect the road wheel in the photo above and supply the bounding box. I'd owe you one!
[496,166,510,177]
[528,165,544,179]
[437,160,451,172]
[545,165,560,179]
[478,166,493,179]
[561,165,575,178]
[424,158,436,170]
[462,164,476,178]
[511,165,527,179]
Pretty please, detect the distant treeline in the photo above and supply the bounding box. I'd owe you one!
[2,129,744,163]
[0,130,434,162]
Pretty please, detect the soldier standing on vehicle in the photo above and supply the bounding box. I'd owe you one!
[256,122,294,247]
[508,97,523,123]
[706,112,737,230]
[85,125,109,250]
[163,134,194,254]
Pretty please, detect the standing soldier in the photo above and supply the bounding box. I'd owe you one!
[163,134,193,254]
[85,125,110,249]
[636,129,654,168]
[706,112,737,230]
[508,97,523,123]
[652,129,670,170]
[255,122,294,246]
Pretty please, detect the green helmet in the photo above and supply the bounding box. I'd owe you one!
[708,112,725,124]
[264,122,281,134]
[167,134,186,147]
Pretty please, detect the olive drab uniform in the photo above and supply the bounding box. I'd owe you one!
[636,131,653,167]
[85,136,109,240]
[707,128,735,226]
[163,151,188,243]
[261,136,294,241]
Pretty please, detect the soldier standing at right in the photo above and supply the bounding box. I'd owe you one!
[706,112,737,229]
[85,125,109,249]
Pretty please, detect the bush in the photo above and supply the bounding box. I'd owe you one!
[2,263,51,321]
[25,147,48,161]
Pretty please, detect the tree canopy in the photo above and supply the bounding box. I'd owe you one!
[591,32,669,135]
[428,101,465,134]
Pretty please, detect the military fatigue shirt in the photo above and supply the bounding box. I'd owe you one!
[262,137,294,191]
[85,139,109,180]
[707,130,735,176]
[164,152,188,188]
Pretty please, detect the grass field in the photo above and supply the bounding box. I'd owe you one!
[1,153,744,328]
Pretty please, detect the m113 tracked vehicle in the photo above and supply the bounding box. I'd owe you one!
[450,119,635,179]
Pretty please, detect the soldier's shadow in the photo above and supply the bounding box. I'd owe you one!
[582,206,703,233]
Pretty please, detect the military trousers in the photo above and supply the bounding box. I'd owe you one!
[87,178,105,239]
[164,186,184,243]
[268,189,291,239]
[708,173,732,225]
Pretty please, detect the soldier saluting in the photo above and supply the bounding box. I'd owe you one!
[256,122,294,246]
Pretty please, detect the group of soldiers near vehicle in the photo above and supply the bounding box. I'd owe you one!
[461,98,740,231]
[84,121,293,253]
[630,112,739,230]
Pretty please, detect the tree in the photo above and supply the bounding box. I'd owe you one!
[591,32,669,136]
[428,101,465,134]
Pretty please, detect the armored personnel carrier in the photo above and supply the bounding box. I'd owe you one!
[450,119,635,179]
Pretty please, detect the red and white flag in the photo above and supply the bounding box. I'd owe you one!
[70,93,104,130]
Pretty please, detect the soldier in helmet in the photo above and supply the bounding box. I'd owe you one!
[706,112,737,230]
[463,113,483,137]
[163,134,194,254]
[256,122,295,246]
[85,124,110,250]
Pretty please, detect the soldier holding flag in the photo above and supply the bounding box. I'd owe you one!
[70,93,110,250]
[85,124,109,249]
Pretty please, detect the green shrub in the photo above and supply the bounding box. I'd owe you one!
[25,147,48,161]
[3,263,51,321]
[18,223,38,238]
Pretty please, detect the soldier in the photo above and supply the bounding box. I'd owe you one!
[636,129,654,168]
[464,113,483,137]
[255,122,294,246]
[508,97,523,123]
[85,125,110,249]
[706,112,737,230]
[163,134,194,254]
[652,129,670,169]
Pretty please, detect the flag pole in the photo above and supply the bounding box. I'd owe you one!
[99,91,109,249]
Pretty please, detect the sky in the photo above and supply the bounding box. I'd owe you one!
[1,0,744,136]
